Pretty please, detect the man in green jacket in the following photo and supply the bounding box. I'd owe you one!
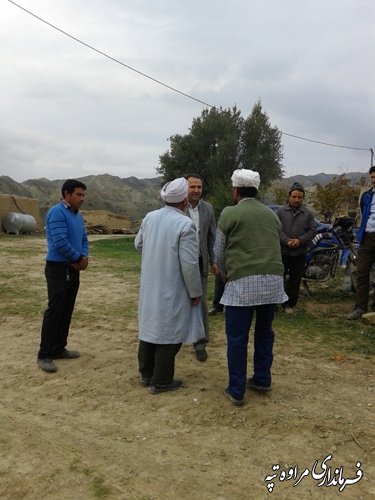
[214,169,287,406]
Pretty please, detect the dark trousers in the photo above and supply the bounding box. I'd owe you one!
[194,276,208,350]
[225,304,275,401]
[355,233,375,311]
[38,263,80,359]
[282,254,306,308]
[138,340,182,385]
[212,273,225,311]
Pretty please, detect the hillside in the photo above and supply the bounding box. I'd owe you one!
[285,171,367,187]
[0,171,368,220]
[0,174,164,221]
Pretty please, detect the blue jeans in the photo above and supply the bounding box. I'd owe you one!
[225,304,276,400]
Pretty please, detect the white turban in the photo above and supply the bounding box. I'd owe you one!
[231,169,261,189]
[160,177,188,203]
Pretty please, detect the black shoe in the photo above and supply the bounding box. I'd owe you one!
[224,388,244,406]
[195,348,208,362]
[208,307,223,316]
[247,377,271,392]
[37,358,57,373]
[140,375,151,386]
[346,308,365,320]
[149,379,183,394]
[52,349,80,359]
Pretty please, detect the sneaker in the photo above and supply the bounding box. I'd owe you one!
[224,388,244,406]
[140,375,151,386]
[149,379,183,395]
[208,307,223,316]
[37,358,57,373]
[195,348,208,362]
[247,377,271,392]
[346,308,365,320]
[52,349,80,359]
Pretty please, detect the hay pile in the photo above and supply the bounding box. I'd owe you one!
[81,210,136,234]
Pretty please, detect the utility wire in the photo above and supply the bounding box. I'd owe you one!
[281,132,370,152]
[7,0,214,108]
[7,0,373,154]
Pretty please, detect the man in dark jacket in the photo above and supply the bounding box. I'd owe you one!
[277,183,317,313]
[186,174,217,361]
[347,166,375,320]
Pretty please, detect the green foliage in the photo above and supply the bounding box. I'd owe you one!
[312,174,361,222]
[157,101,284,211]
[271,182,289,205]
[240,101,284,188]
[158,106,242,193]
[206,180,235,219]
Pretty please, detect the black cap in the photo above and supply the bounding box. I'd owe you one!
[289,182,305,195]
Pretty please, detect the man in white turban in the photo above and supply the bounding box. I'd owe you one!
[231,169,261,189]
[160,177,190,203]
[135,177,202,394]
[214,169,287,406]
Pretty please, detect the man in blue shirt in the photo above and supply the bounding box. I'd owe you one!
[347,166,375,320]
[37,179,89,372]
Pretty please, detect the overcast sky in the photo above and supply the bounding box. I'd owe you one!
[1,0,374,182]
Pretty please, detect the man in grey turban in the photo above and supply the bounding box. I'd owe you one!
[135,178,202,394]
[214,169,287,406]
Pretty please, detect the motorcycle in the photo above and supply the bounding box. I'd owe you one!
[302,216,358,295]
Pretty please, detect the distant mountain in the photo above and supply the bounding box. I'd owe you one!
[285,172,368,187]
[0,176,34,198]
[0,174,164,221]
[0,171,369,220]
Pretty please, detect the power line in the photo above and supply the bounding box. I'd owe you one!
[7,0,373,155]
[7,0,214,108]
[281,132,370,152]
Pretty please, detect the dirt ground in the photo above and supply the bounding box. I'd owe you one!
[0,235,374,500]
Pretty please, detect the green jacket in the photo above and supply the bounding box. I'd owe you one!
[218,199,284,281]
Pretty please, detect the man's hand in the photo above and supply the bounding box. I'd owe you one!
[211,263,219,275]
[80,256,89,270]
[287,238,301,249]
[72,256,89,271]
[191,297,201,305]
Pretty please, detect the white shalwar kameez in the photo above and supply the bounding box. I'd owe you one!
[135,206,202,344]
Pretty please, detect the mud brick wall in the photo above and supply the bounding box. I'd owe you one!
[0,194,41,233]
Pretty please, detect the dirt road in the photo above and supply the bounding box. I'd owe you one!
[0,236,374,499]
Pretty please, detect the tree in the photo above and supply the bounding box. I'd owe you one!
[157,102,284,213]
[312,175,361,222]
[240,101,284,189]
[271,182,290,205]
